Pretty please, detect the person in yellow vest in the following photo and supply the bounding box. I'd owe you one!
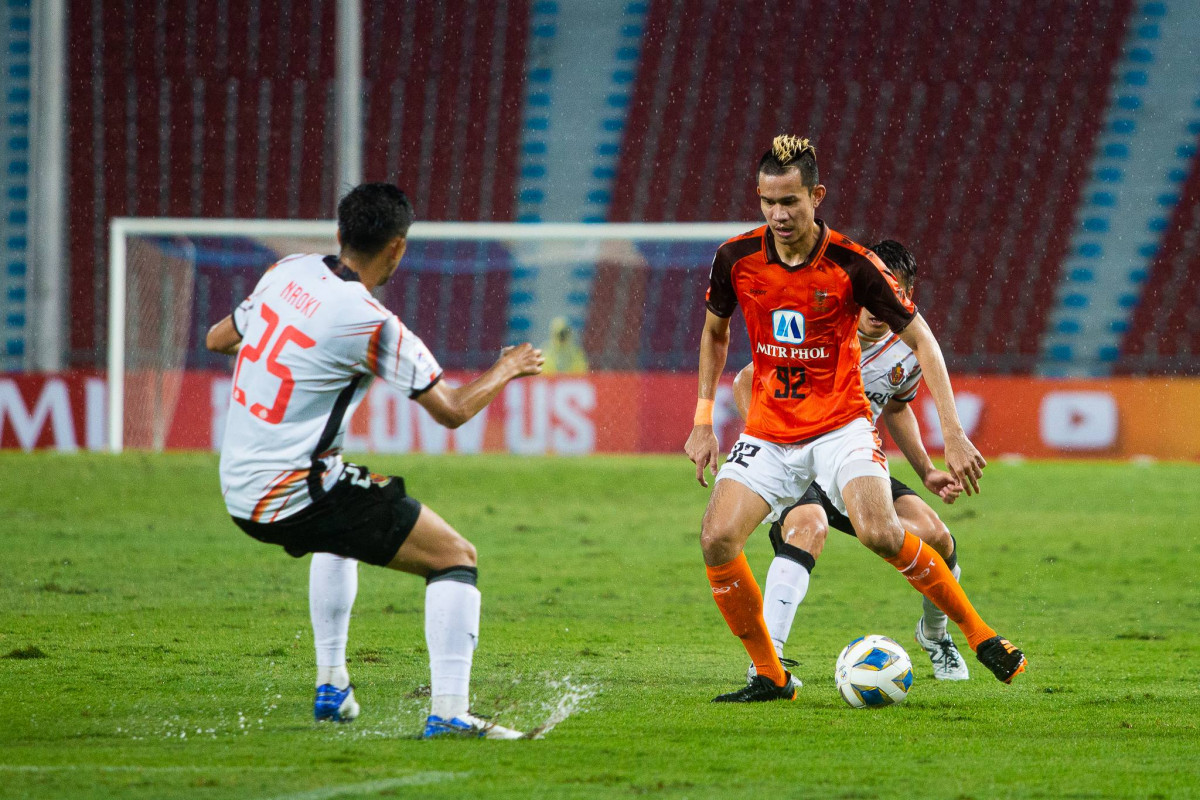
[541,316,589,375]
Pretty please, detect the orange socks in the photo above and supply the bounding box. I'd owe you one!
[886,531,996,651]
[706,553,786,686]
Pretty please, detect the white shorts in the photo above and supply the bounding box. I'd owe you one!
[716,417,889,524]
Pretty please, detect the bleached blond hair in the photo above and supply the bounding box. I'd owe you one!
[771,135,815,164]
[758,134,819,186]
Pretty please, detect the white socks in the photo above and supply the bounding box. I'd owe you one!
[425,577,481,720]
[921,563,962,641]
[763,556,812,656]
[765,550,964,650]
[308,552,483,720]
[310,552,358,689]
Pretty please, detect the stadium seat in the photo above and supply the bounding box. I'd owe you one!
[608,0,1132,373]
[1116,144,1200,374]
[67,1,529,368]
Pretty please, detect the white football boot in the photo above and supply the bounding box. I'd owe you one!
[914,618,970,680]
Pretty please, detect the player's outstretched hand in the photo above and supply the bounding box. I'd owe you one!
[944,432,986,496]
[684,425,720,488]
[923,469,962,504]
[499,343,544,378]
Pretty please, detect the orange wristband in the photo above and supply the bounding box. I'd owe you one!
[694,398,714,425]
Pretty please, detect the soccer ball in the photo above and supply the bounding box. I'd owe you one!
[834,634,914,708]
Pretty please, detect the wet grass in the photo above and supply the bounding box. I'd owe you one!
[1,453,1197,798]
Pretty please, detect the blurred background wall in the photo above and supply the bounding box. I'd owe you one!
[3,0,1200,455]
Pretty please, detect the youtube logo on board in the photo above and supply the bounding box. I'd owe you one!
[1039,392,1118,451]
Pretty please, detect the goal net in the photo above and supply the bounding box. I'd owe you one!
[107,219,753,452]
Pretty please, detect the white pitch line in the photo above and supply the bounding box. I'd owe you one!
[261,772,465,800]
[0,767,466,799]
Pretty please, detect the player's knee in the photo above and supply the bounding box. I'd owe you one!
[857,520,905,558]
[699,525,734,560]
[908,509,952,560]
[453,535,478,567]
[699,517,741,563]
[781,516,827,559]
[431,529,477,570]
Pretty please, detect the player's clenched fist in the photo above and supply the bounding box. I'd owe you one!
[685,425,720,488]
[499,343,544,377]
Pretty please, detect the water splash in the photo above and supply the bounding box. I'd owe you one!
[523,676,598,740]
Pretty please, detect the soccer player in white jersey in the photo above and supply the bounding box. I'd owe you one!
[206,183,543,739]
[732,240,971,681]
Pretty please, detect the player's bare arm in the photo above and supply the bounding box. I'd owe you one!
[896,314,986,495]
[879,398,961,504]
[684,310,730,488]
[417,343,543,429]
[205,315,241,355]
[732,362,753,422]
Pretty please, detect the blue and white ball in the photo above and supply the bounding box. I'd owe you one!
[834,634,914,708]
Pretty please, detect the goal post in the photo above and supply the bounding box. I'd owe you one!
[106,218,752,453]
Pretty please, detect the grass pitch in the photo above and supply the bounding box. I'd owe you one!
[1,452,1198,799]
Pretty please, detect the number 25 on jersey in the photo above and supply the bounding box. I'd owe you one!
[231,304,316,424]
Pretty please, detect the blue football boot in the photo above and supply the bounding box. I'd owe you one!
[422,712,523,739]
[313,684,359,723]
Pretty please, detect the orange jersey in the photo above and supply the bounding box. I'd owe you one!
[706,222,917,443]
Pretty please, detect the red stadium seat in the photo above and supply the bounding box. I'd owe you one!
[609,0,1132,373]
[67,0,529,366]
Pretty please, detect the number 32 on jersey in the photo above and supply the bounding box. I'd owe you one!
[231,303,315,424]
[774,365,808,400]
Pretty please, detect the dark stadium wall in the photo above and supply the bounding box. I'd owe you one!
[608,0,1134,373]
[66,0,529,368]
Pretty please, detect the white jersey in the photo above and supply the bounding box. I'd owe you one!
[859,333,922,420]
[219,254,442,522]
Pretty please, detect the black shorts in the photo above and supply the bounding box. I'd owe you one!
[771,477,919,541]
[232,463,423,567]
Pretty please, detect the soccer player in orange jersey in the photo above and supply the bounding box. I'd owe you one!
[734,240,972,682]
[685,136,1025,701]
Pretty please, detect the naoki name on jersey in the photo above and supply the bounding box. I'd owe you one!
[219,254,442,523]
[706,222,916,443]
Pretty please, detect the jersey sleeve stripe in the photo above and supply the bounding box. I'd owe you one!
[365,323,384,375]
[861,335,901,367]
[393,320,403,376]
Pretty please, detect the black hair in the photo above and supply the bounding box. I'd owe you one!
[867,239,917,289]
[757,135,819,189]
[336,183,414,255]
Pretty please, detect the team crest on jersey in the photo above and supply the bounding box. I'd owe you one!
[771,309,806,344]
[888,362,906,386]
[813,288,830,311]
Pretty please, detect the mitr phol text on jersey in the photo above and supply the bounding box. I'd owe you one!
[755,343,830,360]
